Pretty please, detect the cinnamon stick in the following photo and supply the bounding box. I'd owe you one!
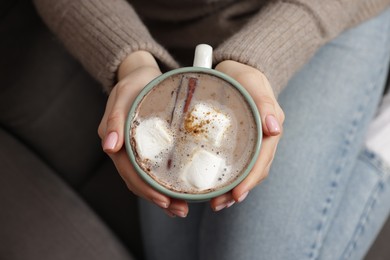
[183,77,198,113]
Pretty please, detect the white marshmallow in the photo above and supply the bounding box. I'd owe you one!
[186,103,230,147]
[180,149,225,190]
[134,118,173,162]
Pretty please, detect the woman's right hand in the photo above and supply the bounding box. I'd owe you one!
[98,51,189,218]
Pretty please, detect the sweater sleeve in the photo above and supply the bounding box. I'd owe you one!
[214,0,390,96]
[33,0,179,92]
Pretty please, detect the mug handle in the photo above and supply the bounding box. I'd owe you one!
[193,44,213,69]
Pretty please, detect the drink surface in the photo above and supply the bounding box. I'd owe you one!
[130,72,257,194]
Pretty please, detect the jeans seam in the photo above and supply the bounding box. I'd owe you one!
[307,46,390,260]
[340,149,390,260]
[360,149,390,176]
[307,87,366,260]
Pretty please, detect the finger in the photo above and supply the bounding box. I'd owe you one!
[210,192,235,212]
[109,150,171,209]
[231,135,280,202]
[167,198,189,218]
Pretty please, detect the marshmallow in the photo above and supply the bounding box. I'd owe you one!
[134,118,173,162]
[180,149,225,190]
[185,103,230,147]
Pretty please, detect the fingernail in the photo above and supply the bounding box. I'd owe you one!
[226,200,235,208]
[265,115,281,135]
[214,203,227,212]
[103,132,118,151]
[214,199,236,211]
[170,209,187,218]
[153,199,169,209]
[238,191,249,203]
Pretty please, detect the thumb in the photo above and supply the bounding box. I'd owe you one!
[232,69,283,137]
[215,60,283,137]
[102,87,126,153]
[240,70,283,137]
[256,94,282,137]
[101,67,162,153]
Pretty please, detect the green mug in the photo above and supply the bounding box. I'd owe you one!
[125,44,262,202]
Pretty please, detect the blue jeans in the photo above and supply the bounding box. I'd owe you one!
[139,8,390,260]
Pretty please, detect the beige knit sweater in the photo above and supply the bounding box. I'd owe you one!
[33,0,390,95]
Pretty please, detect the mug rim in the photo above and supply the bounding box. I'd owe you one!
[124,67,262,202]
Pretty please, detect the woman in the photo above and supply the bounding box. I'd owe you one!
[30,0,390,259]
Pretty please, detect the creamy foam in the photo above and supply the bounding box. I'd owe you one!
[130,72,257,194]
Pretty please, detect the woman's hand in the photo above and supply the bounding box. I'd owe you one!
[98,54,283,216]
[98,51,189,218]
[210,60,285,211]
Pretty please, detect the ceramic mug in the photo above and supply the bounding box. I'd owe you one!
[125,44,262,201]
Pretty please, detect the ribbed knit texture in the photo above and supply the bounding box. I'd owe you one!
[214,0,390,96]
[33,0,390,94]
[33,0,179,92]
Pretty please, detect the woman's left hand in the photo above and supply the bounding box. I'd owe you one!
[210,60,285,211]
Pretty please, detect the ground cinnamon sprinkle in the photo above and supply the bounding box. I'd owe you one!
[184,109,209,135]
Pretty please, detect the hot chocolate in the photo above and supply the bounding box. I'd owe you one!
[129,71,259,194]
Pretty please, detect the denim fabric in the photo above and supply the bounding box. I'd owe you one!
[139,8,390,260]
[326,149,390,260]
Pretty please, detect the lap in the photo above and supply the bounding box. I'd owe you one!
[0,127,133,260]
